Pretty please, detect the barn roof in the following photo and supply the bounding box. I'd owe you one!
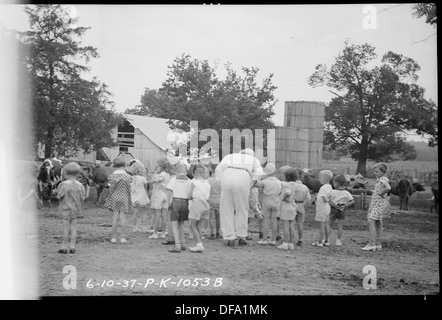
[123,114,173,151]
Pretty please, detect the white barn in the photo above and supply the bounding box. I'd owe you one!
[36,114,175,172]
[100,114,174,171]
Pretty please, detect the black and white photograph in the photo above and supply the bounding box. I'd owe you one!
[0,3,438,303]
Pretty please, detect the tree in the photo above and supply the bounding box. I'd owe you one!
[19,5,122,158]
[412,3,437,25]
[127,54,277,153]
[309,41,437,175]
[125,88,172,116]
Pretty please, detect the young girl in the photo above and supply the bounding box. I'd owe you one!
[277,168,298,250]
[56,162,86,253]
[105,157,133,244]
[362,163,391,251]
[18,163,41,238]
[131,161,150,233]
[188,167,211,252]
[149,158,172,239]
[312,170,333,247]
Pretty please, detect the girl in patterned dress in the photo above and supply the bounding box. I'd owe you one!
[362,163,391,251]
[131,161,150,233]
[105,157,133,244]
[149,158,172,239]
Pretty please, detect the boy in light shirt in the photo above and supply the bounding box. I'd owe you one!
[328,175,354,246]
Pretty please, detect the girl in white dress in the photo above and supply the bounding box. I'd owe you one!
[131,161,150,233]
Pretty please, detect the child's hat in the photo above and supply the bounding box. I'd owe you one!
[264,163,276,175]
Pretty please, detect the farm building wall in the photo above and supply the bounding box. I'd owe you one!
[102,127,167,172]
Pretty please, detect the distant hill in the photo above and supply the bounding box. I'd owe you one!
[408,141,438,161]
[322,141,438,162]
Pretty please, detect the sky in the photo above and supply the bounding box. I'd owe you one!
[0,3,438,140]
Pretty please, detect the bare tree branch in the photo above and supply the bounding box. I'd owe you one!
[411,33,437,45]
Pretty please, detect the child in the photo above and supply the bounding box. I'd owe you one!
[166,163,193,253]
[188,167,211,252]
[328,175,354,246]
[256,163,282,246]
[131,161,150,233]
[207,164,222,239]
[312,170,333,247]
[105,157,133,244]
[362,163,391,251]
[55,162,86,253]
[289,168,311,246]
[149,158,172,239]
[277,168,299,250]
[17,163,41,238]
[247,187,263,240]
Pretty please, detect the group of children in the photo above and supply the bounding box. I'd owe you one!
[18,155,391,254]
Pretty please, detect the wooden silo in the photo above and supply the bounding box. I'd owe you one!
[274,126,309,169]
[282,101,325,169]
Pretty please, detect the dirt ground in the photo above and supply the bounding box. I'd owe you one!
[20,183,439,298]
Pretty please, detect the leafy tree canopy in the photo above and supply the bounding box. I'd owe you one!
[20,4,122,158]
[309,40,437,175]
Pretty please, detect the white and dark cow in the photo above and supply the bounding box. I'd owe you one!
[37,159,57,207]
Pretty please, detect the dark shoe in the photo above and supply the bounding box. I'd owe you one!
[209,234,216,240]
[276,235,282,241]
[162,239,175,245]
[297,240,303,247]
[226,240,235,247]
[180,245,187,251]
[69,248,76,254]
[238,239,247,246]
[168,247,181,253]
[259,232,263,239]
[216,233,222,239]
[58,249,67,254]
[245,235,253,240]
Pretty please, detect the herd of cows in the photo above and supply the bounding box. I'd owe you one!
[30,158,438,214]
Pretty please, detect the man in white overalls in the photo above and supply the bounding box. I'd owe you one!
[215,149,263,247]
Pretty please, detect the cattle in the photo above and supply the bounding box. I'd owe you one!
[430,181,438,214]
[299,169,369,193]
[37,160,56,207]
[388,178,426,211]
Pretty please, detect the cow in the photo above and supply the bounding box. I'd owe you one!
[37,159,57,207]
[430,181,438,214]
[300,170,369,193]
[92,162,117,202]
[388,178,426,211]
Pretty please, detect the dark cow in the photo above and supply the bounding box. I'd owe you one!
[430,181,438,214]
[300,170,368,193]
[389,178,426,211]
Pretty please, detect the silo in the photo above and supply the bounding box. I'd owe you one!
[274,126,309,169]
[284,101,325,169]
